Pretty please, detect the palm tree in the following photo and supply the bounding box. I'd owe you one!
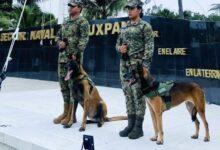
[82,0,126,19]
[17,0,42,5]
[10,4,57,29]
[0,12,14,30]
[178,0,184,19]
[209,4,220,15]
[0,0,13,11]
[0,3,57,30]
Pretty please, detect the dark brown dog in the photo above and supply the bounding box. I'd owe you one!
[64,60,127,131]
[142,67,210,145]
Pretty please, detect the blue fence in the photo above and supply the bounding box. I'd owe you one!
[0,16,219,104]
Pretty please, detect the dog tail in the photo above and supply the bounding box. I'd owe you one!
[105,116,128,122]
[191,107,197,122]
[86,116,127,124]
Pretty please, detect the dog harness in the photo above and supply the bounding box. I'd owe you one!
[143,81,174,110]
[72,75,95,103]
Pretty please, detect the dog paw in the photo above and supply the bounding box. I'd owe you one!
[156,140,164,145]
[79,127,85,132]
[63,124,71,129]
[150,137,157,141]
[97,122,103,127]
[204,137,210,142]
[191,135,199,139]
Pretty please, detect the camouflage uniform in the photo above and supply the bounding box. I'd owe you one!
[53,0,89,125]
[116,19,154,118]
[116,1,154,139]
[57,15,89,103]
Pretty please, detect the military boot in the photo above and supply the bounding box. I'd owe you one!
[119,114,136,137]
[128,116,144,139]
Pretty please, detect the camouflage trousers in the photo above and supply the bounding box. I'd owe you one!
[120,61,146,118]
[59,77,75,104]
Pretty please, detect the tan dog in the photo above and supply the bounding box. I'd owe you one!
[142,67,210,145]
[64,60,127,131]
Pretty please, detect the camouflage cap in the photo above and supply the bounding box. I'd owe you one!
[68,0,83,7]
[125,0,143,8]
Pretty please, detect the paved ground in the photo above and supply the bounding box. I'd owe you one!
[0,77,219,150]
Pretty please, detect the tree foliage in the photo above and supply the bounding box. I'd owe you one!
[0,3,57,30]
[82,0,126,19]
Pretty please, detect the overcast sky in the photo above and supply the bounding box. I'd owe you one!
[15,0,220,16]
[18,0,220,23]
[145,0,219,15]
